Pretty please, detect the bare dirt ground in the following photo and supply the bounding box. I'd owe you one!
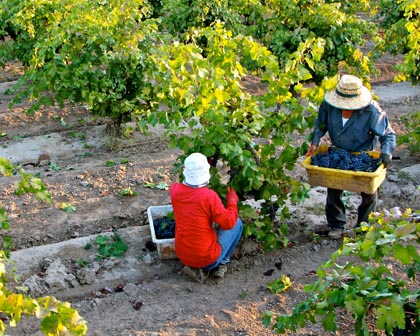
[0,58,419,336]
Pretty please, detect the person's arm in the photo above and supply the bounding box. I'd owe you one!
[306,100,329,156]
[377,118,396,156]
[210,187,238,230]
[371,103,396,167]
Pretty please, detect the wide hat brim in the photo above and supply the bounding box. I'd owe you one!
[324,86,372,110]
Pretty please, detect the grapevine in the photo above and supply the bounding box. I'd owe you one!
[263,208,420,335]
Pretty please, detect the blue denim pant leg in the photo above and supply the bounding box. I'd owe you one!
[203,218,243,271]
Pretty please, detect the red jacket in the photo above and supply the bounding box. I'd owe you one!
[170,183,238,268]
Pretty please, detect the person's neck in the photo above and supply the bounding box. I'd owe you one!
[183,181,208,188]
[342,109,354,118]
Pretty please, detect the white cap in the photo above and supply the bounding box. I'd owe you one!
[183,153,211,186]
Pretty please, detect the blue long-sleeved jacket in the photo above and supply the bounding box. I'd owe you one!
[311,100,396,155]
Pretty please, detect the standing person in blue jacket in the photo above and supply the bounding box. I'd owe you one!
[306,74,396,239]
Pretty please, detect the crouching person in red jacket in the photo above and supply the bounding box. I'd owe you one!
[170,153,243,283]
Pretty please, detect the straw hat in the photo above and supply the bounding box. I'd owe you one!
[183,153,211,186]
[324,75,372,110]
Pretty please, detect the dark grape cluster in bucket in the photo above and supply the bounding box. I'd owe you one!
[154,217,176,239]
[311,147,380,172]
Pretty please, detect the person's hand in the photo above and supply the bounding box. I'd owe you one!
[305,144,318,157]
[226,186,239,205]
[380,153,392,168]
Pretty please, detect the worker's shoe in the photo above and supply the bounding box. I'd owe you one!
[182,266,205,283]
[328,228,344,239]
[213,264,228,278]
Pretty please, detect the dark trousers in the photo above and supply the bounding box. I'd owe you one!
[326,188,377,229]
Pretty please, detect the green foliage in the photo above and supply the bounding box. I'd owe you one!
[48,162,61,171]
[0,2,418,333]
[157,211,175,230]
[83,242,92,251]
[373,0,420,83]
[262,208,420,335]
[267,275,293,294]
[0,158,87,335]
[142,182,169,190]
[61,202,76,213]
[159,0,243,38]
[91,232,128,260]
[243,0,374,82]
[240,290,248,299]
[0,0,418,251]
[37,297,87,335]
[397,111,420,154]
[76,258,89,268]
[105,160,116,167]
[0,283,87,335]
[13,169,51,204]
[0,0,160,126]
[145,23,312,247]
[165,210,175,221]
[119,187,139,196]
[159,0,374,82]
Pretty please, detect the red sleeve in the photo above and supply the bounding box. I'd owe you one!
[208,190,238,230]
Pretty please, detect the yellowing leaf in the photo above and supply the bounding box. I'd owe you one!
[197,68,209,78]
[394,222,416,237]
[214,88,227,103]
[305,57,315,70]
[267,275,293,293]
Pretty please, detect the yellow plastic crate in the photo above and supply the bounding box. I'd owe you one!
[301,145,386,194]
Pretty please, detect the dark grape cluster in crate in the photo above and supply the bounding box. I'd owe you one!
[311,147,379,172]
[154,217,176,239]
